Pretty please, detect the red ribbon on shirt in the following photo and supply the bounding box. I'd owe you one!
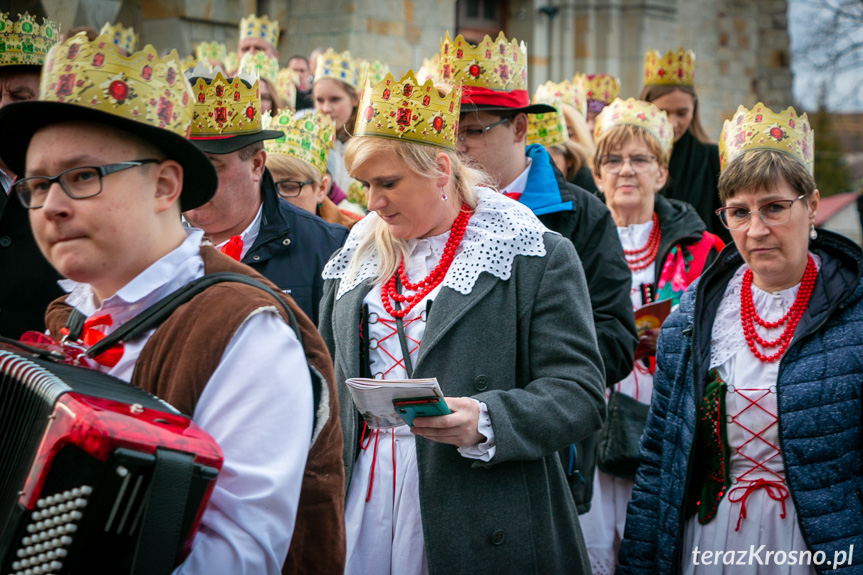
[81,314,124,368]
[220,235,243,261]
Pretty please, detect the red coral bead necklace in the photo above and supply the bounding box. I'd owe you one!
[740,254,817,363]
[381,203,472,319]
[624,212,661,271]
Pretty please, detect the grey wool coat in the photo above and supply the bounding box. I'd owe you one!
[319,232,607,575]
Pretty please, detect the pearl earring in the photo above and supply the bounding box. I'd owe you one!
[809,224,817,240]
[441,187,448,201]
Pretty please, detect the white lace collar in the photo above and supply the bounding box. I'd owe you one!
[322,186,554,299]
[709,253,822,368]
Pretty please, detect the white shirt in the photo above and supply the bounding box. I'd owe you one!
[60,228,313,575]
[207,205,263,262]
[499,157,532,197]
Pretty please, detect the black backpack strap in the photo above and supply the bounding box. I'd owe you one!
[77,272,322,441]
[86,272,304,357]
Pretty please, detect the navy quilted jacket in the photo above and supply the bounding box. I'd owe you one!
[617,230,863,574]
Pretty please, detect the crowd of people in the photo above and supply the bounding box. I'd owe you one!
[0,10,861,575]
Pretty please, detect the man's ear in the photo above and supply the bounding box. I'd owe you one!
[251,148,267,182]
[512,113,529,143]
[153,160,183,214]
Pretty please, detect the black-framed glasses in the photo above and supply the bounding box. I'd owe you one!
[715,195,806,230]
[14,159,160,209]
[599,154,657,174]
[456,117,511,142]
[275,179,314,198]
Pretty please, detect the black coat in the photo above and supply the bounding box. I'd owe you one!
[0,190,64,338]
[242,169,349,324]
[519,145,638,514]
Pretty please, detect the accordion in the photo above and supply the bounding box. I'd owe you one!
[0,347,223,574]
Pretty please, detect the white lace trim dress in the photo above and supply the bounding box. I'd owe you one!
[580,218,657,575]
[328,188,552,575]
[681,255,821,575]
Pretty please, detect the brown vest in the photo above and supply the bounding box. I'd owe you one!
[45,246,345,575]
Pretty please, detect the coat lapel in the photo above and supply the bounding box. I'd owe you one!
[332,281,373,377]
[415,272,499,370]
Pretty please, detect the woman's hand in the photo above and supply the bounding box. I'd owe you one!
[634,328,658,361]
[410,397,486,447]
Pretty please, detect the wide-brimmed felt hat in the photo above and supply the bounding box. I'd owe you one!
[0,33,216,211]
[189,129,284,154]
[0,101,217,211]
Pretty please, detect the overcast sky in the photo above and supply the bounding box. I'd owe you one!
[788,0,863,112]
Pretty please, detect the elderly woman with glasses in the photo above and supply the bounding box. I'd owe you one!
[617,104,863,574]
[579,98,723,574]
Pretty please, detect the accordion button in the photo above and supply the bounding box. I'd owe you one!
[36,499,47,509]
[12,560,21,569]
[33,544,44,553]
[65,524,77,533]
[74,498,87,508]
[50,562,63,570]
[56,549,68,558]
[60,536,72,545]
[70,511,82,521]
[71,488,81,497]
[80,486,93,495]
[31,512,41,521]
[26,524,36,533]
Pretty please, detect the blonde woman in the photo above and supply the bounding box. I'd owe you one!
[319,72,605,574]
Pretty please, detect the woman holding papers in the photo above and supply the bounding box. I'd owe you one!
[580,98,722,574]
[618,104,863,574]
[318,71,606,574]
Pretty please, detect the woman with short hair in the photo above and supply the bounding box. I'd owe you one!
[617,104,863,574]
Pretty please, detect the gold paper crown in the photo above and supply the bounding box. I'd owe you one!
[180,54,197,72]
[358,59,391,88]
[314,48,359,88]
[643,47,695,87]
[417,54,440,84]
[99,22,138,54]
[264,110,334,175]
[535,80,586,118]
[195,41,227,65]
[239,14,279,48]
[239,51,278,86]
[719,103,814,174]
[0,12,60,67]
[355,71,461,150]
[594,98,674,161]
[40,33,192,136]
[439,32,528,91]
[186,64,263,137]
[574,73,620,110]
[527,97,568,148]
[277,68,298,110]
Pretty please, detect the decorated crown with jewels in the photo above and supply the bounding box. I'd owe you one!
[0,12,60,67]
[527,96,568,148]
[264,110,334,175]
[224,51,238,74]
[355,71,461,150]
[417,53,440,84]
[574,73,620,114]
[185,63,263,137]
[535,80,586,118]
[39,33,192,136]
[439,32,527,92]
[643,47,695,87]
[239,50,278,86]
[99,22,138,54]
[239,14,279,48]
[594,98,673,160]
[195,41,227,66]
[719,103,813,174]
[314,48,359,88]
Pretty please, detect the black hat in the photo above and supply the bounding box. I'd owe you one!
[189,129,284,155]
[0,101,217,212]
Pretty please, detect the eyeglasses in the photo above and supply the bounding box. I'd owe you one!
[599,154,657,174]
[715,195,806,230]
[14,159,160,209]
[275,179,314,198]
[456,117,511,142]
